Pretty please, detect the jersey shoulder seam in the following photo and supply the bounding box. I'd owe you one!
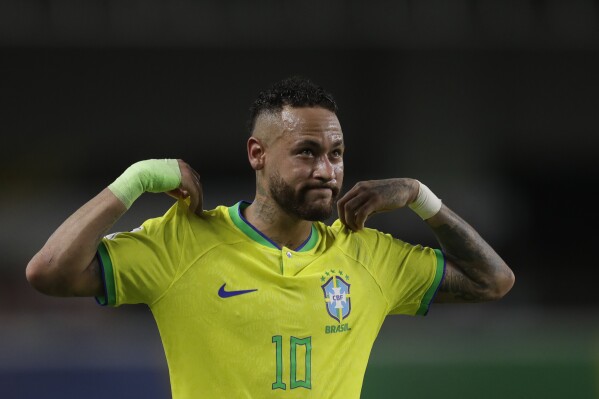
[151,238,254,307]
[148,206,191,307]
[149,207,255,306]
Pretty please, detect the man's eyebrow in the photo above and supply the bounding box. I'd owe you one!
[293,139,345,148]
[331,138,345,147]
[293,139,321,147]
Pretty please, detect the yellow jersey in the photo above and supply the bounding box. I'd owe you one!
[96,200,445,398]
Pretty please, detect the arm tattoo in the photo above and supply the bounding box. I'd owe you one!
[429,206,511,302]
[439,265,481,302]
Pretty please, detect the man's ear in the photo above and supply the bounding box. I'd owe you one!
[247,136,266,170]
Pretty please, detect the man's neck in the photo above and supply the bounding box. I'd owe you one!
[244,198,313,250]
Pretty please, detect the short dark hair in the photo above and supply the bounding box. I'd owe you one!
[248,76,338,133]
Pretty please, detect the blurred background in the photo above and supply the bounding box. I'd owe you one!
[1,0,598,398]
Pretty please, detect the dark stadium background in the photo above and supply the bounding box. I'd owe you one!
[1,1,598,398]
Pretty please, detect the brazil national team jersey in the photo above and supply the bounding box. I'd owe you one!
[96,200,445,399]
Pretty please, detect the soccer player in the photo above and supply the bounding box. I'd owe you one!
[26,76,514,398]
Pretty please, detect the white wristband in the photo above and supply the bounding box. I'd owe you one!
[408,181,442,220]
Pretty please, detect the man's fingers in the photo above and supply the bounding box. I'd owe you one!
[339,194,369,231]
[188,168,203,216]
[191,181,204,216]
[337,196,348,226]
[166,188,188,200]
[189,167,201,187]
[353,200,375,231]
[338,194,359,230]
[158,159,203,216]
[174,160,204,216]
[188,187,200,214]
[182,175,201,214]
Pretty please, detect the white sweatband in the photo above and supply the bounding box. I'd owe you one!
[408,181,442,220]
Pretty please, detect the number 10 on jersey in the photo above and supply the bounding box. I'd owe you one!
[272,335,312,390]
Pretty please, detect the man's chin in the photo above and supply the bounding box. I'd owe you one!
[299,202,335,222]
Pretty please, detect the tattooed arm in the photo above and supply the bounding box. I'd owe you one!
[337,178,515,303]
[426,205,514,302]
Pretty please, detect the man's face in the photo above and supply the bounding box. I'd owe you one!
[260,106,345,221]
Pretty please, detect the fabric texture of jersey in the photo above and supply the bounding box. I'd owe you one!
[96,200,445,399]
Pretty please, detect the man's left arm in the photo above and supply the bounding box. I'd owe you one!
[337,178,515,303]
[426,205,514,302]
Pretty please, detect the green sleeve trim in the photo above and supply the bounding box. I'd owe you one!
[95,241,117,307]
[416,249,445,316]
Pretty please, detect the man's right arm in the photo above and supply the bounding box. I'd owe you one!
[26,188,126,297]
[26,159,203,298]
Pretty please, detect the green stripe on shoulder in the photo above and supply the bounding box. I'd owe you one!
[416,249,445,316]
[95,240,117,307]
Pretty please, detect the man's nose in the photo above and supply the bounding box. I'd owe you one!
[313,156,336,181]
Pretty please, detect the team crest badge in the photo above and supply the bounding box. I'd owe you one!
[321,274,351,322]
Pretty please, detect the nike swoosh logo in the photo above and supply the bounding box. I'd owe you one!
[218,283,258,298]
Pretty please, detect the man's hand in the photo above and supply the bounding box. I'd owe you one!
[336,178,420,231]
[166,159,204,216]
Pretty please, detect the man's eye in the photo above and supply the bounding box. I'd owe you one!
[300,149,313,156]
[332,150,343,157]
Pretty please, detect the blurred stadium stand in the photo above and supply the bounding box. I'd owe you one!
[1,0,599,48]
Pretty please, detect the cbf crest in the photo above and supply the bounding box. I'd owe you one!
[321,271,351,323]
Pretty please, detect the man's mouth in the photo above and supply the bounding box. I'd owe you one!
[306,186,338,197]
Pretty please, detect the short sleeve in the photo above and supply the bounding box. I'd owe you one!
[360,229,445,316]
[96,201,188,307]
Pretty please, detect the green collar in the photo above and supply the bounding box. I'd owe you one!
[228,201,319,252]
